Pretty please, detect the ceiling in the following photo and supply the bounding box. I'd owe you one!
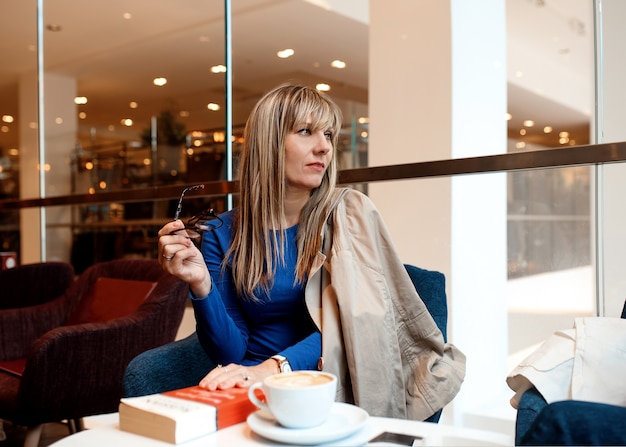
[0,0,593,153]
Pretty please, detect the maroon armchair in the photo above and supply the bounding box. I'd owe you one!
[0,258,188,447]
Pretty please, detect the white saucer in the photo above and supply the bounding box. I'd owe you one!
[247,402,369,445]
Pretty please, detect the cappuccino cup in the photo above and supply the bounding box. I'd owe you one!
[248,371,337,429]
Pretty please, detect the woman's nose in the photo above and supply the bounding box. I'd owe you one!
[314,131,331,153]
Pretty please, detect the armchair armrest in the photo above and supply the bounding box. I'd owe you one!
[0,299,70,360]
[17,312,179,423]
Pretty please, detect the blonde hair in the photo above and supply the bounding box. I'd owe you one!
[226,83,342,299]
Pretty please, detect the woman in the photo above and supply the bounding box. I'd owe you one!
[124,84,465,420]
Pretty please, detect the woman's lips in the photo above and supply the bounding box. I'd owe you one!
[307,162,325,172]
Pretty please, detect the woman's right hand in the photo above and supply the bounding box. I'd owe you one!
[158,220,212,298]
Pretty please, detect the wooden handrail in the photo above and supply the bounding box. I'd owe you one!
[1,142,625,210]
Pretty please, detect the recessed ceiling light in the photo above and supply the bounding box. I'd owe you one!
[74,96,88,105]
[211,65,227,74]
[523,120,535,127]
[153,77,167,86]
[316,83,330,92]
[331,60,346,69]
[207,103,220,111]
[129,101,138,109]
[2,115,14,123]
[277,49,294,59]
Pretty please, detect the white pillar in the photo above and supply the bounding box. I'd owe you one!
[368,0,508,427]
[19,72,76,263]
[594,0,626,317]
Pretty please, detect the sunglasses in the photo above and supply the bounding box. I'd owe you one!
[169,185,223,240]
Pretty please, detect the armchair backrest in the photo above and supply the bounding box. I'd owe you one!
[0,262,74,310]
[404,264,448,342]
[403,264,448,423]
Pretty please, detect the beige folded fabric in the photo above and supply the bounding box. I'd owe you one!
[506,317,626,409]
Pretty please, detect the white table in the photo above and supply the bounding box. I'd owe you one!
[50,413,513,446]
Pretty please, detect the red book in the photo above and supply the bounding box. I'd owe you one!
[119,386,259,444]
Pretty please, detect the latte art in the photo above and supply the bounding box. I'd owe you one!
[266,371,333,388]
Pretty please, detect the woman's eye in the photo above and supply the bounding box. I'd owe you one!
[297,128,312,135]
[324,131,333,139]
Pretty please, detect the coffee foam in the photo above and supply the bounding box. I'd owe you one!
[267,372,333,388]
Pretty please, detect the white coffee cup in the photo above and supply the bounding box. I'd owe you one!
[248,370,337,429]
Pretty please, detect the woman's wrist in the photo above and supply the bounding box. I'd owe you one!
[190,275,212,298]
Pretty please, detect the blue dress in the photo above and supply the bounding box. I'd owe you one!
[191,210,321,370]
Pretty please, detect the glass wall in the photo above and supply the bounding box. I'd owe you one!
[0,0,370,266]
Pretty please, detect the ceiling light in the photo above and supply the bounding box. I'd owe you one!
[543,126,553,133]
[559,131,569,138]
[129,101,138,109]
[523,120,535,127]
[331,60,346,69]
[2,115,13,123]
[316,83,330,92]
[121,118,133,127]
[520,129,526,135]
[79,112,87,119]
[207,103,220,111]
[211,65,227,73]
[153,77,167,86]
[74,96,88,105]
[277,49,295,59]
[516,142,526,149]
[1,126,8,133]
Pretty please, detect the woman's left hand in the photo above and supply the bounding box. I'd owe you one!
[198,359,279,390]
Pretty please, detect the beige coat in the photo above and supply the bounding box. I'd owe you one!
[305,188,466,420]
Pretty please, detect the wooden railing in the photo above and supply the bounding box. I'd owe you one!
[1,142,626,210]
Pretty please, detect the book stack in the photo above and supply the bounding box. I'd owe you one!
[119,386,259,444]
